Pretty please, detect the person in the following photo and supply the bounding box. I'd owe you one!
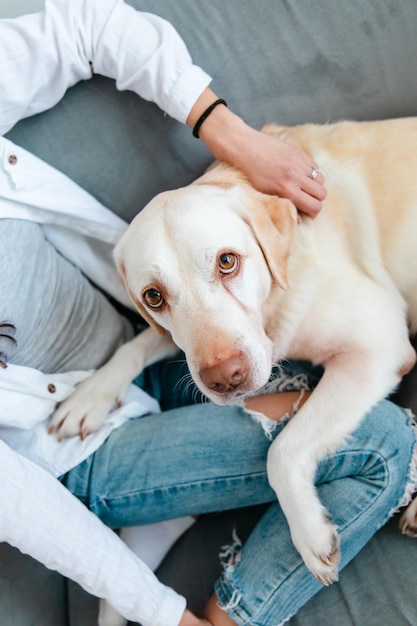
[0,1,415,626]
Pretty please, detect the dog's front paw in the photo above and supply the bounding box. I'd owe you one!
[291,513,340,586]
[48,375,121,441]
[400,496,417,537]
[268,444,340,585]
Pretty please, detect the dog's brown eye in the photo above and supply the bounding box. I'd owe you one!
[143,288,164,308]
[219,253,238,274]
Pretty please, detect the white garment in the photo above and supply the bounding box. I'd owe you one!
[0,437,186,626]
[0,1,212,624]
[0,362,161,476]
[0,0,211,135]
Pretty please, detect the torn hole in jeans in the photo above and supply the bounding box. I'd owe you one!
[217,527,243,610]
[242,366,313,439]
[244,388,307,441]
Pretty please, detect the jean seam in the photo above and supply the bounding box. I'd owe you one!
[93,472,269,505]
[328,449,388,533]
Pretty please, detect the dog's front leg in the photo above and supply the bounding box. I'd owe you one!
[48,327,178,440]
[266,352,401,585]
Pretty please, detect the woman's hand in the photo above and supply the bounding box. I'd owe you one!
[187,89,326,218]
[232,125,327,218]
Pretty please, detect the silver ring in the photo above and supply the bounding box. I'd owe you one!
[309,167,319,180]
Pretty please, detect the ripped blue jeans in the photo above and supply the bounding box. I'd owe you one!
[61,359,417,626]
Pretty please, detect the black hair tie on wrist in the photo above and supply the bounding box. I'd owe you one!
[192,98,228,138]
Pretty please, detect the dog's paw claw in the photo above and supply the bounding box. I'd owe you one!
[314,533,340,585]
[316,570,339,586]
[322,534,339,564]
[293,519,340,586]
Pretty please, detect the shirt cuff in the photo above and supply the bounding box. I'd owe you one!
[153,587,187,626]
[165,64,212,125]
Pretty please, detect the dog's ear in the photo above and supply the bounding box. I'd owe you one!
[243,192,298,289]
[114,246,167,335]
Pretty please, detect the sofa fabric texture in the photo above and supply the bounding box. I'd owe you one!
[2,0,417,624]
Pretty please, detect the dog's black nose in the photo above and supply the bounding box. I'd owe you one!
[199,353,249,393]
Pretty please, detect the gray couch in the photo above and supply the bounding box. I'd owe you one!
[2,0,417,624]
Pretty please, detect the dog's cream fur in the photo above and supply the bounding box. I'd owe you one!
[51,118,417,597]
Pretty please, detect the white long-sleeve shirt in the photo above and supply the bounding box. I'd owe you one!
[1,0,210,134]
[0,1,212,624]
[1,437,186,626]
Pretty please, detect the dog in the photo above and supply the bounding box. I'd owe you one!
[50,118,417,596]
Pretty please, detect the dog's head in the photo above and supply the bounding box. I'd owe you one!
[115,164,297,404]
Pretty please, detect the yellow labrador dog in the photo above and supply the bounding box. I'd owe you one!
[51,118,417,588]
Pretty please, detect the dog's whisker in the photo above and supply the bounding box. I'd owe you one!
[191,382,206,405]
[194,386,207,404]
[175,372,192,394]
[173,371,206,405]
[171,356,188,366]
